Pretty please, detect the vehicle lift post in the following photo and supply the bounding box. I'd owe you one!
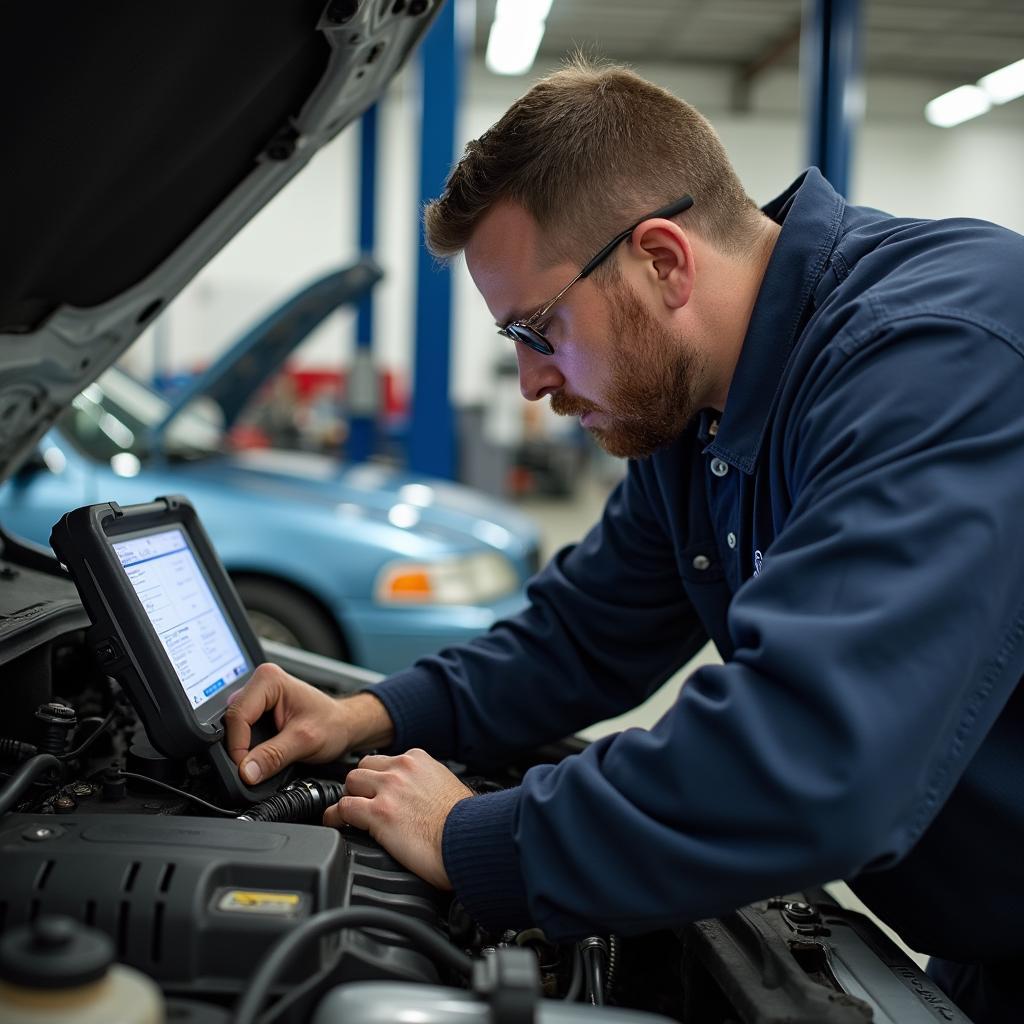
[801,0,864,198]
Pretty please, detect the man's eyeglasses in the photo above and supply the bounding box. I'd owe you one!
[497,195,695,356]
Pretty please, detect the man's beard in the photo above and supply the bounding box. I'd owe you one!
[549,280,705,459]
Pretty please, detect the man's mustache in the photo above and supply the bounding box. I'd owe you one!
[550,392,599,417]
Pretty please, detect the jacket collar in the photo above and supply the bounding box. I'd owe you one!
[703,167,845,473]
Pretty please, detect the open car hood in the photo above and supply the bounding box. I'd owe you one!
[0,0,439,484]
[154,259,382,442]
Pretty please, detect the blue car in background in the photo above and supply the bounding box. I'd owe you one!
[0,263,540,674]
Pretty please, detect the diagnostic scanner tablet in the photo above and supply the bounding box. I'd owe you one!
[50,495,290,804]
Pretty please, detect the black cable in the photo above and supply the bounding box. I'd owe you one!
[116,771,239,817]
[0,754,61,815]
[233,907,474,1024]
[255,955,340,1024]
[237,780,344,824]
[59,706,118,760]
[563,942,583,1002]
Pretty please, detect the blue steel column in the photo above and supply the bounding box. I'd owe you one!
[409,0,466,479]
[348,103,379,464]
[801,0,863,198]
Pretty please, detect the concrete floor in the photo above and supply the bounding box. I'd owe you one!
[517,467,929,969]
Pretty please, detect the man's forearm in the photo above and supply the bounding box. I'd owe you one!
[340,691,395,751]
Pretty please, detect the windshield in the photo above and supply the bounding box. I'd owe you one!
[58,367,224,461]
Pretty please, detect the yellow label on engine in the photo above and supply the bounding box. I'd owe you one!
[217,890,303,916]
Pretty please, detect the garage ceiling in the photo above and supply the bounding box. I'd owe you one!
[473,0,1024,86]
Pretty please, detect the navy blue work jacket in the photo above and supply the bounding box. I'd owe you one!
[373,169,1024,996]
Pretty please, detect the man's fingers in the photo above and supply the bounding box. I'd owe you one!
[348,770,391,798]
[239,720,317,786]
[224,667,281,766]
[324,795,372,830]
[356,753,395,770]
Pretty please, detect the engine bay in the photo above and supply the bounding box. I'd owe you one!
[0,538,970,1024]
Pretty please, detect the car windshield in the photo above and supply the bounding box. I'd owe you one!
[58,367,223,461]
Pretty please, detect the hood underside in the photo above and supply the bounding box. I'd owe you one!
[0,0,439,483]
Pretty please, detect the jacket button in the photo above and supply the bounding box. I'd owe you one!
[692,554,711,571]
[710,458,729,478]
[727,532,736,549]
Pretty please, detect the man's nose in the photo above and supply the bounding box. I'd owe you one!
[515,344,564,401]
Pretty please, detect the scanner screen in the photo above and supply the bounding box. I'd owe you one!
[113,527,251,711]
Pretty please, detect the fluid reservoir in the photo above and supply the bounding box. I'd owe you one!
[0,915,164,1024]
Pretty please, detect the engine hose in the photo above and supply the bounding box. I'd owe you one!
[237,779,344,824]
[580,936,608,1007]
[0,754,62,815]
[0,738,38,763]
[235,906,473,1024]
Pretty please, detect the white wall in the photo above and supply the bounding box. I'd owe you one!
[125,50,1024,409]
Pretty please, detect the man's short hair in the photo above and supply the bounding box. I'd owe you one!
[424,55,762,270]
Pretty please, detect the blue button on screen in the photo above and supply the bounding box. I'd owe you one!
[203,678,226,698]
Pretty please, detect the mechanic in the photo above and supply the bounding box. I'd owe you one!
[226,59,1024,1023]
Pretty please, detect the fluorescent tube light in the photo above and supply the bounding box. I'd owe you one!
[485,0,553,77]
[925,85,991,128]
[978,57,1024,105]
[486,19,546,75]
[496,0,553,18]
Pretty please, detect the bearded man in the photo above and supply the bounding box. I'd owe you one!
[227,58,1024,1023]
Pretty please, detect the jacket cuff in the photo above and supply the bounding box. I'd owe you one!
[361,668,457,757]
[443,787,532,933]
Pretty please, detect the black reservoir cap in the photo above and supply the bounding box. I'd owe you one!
[0,915,112,989]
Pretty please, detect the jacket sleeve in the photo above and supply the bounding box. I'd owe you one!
[368,453,709,765]
[442,317,1024,939]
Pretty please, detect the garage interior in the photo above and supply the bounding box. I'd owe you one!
[1,1,1022,1021]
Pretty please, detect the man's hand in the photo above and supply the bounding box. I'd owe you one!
[223,663,394,785]
[324,749,474,890]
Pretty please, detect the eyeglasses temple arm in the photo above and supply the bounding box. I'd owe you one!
[525,270,585,326]
[579,194,695,279]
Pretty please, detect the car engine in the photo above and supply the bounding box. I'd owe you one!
[0,539,971,1024]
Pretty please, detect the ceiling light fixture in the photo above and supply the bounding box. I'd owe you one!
[485,0,554,76]
[926,56,1024,127]
[924,84,992,128]
[978,57,1024,105]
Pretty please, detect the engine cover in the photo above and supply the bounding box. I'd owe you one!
[0,813,446,999]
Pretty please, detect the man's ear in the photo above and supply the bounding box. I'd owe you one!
[630,219,694,311]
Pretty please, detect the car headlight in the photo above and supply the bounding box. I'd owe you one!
[375,552,519,605]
